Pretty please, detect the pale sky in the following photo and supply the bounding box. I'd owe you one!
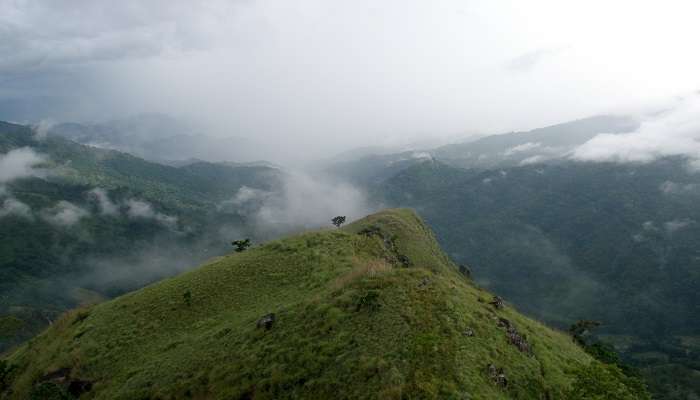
[2,0,700,158]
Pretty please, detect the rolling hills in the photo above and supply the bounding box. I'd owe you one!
[0,209,647,399]
[0,121,283,352]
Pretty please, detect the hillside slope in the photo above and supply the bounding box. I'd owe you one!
[0,120,282,352]
[370,159,700,399]
[1,210,645,399]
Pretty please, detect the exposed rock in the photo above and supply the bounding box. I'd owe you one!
[418,277,431,288]
[256,313,276,330]
[486,364,508,388]
[397,254,411,267]
[463,328,475,337]
[37,368,93,397]
[459,264,471,277]
[507,329,532,354]
[497,317,512,329]
[358,225,411,267]
[489,296,504,309]
[40,368,71,384]
[497,318,532,355]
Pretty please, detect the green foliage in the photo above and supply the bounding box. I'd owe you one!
[569,320,601,346]
[183,290,192,307]
[354,290,380,311]
[584,342,621,365]
[0,120,283,352]
[29,382,73,400]
[0,316,23,340]
[567,362,651,400]
[2,209,633,399]
[370,158,700,398]
[232,238,252,252]
[331,215,346,228]
[0,359,15,391]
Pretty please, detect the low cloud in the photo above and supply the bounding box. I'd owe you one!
[664,218,695,234]
[87,188,119,216]
[571,96,700,169]
[42,201,89,227]
[221,172,374,235]
[0,197,32,219]
[519,155,546,166]
[0,147,47,184]
[256,173,372,231]
[642,221,657,232]
[31,119,55,140]
[503,142,541,156]
[230,186,270,206]
[126,199,178,228]
[659,180,700,195]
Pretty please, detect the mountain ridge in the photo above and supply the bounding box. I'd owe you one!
[1,209,647,399]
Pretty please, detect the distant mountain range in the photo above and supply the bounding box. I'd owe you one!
[2,112,698,398]
[47,114,275,164]
[321,115,699,399]
[325,115,640,184]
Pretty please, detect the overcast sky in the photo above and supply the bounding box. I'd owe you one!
[2,0,700,158]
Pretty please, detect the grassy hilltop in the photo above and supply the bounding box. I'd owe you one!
[1,209,646,399]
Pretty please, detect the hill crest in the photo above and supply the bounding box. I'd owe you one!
[1,209,645,399]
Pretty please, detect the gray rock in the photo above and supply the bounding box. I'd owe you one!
[256,313,276,330]
[486,364,508,388]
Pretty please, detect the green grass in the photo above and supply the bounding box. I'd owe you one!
[1,209,642,399]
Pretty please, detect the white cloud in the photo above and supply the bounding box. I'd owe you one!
[503,142,541,156]
[87,188,119,216]
[42,201,89,227]
[659,180,700,195]
[411,152,433,160]
[231,186,269,206]
[664,218,694,234]
[32,119,55,140]
[126,199,156,218]
[642,221,657,232]
[571,96,700,169]
[126,199,178,228]
[0,197,32,219]
[632,233,645,242]
[519,155,546,166]
[0,147,47,184]
[237,172,373,234]
[7,1,700,160]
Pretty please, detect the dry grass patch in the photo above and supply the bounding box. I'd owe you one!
[332,258,392,290]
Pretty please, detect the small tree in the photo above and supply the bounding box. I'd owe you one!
[0,359,15,391]
[569,319,601,346]
[232,238,252,252]
[331,216,346,228]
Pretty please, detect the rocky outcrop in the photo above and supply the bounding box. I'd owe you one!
[497,318,532,355]
[487,364,508,388]
[256,313,276,330]
[358,225,412,267]
[489,296,504,309]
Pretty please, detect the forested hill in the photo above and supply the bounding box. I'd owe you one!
[363,158,700,399]
[0,121,282,352]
